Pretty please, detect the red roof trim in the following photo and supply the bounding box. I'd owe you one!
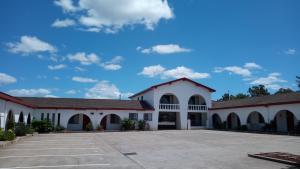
[35,107,154,111]
[209,100,300,110]
[0,92,34,108]
[129,77,215,98]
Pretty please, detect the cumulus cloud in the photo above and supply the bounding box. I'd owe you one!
[7,88,52,97]
[138,44,191,54]
[250,73,287,90]
[54,0,174,33]
[101,56,123,70]
[74,66,86,72]
[68,52,100,65]
[284,48,296,55]
[48,64,67,70]
[65,89,77,94]
[139,65,210,79]
[85,80,132,99]
[244,62,262,69]
[214,66,251,77]
[0,73,17,86]
[52,18,76,27]
[72,76,98,83]
[6,36,56,55]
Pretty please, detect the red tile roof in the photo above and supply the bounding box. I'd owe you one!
[129,77,216,98]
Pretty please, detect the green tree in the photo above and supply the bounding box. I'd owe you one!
[274,88,294,95]
[248,85,270,97]
[234,93,250,99]
[218,93,233,101]
[218,93,249,101]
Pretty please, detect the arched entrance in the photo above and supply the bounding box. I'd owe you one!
[212,114,222,129]
[188,95,207,127]
[6,110,14,130]
[100,114,121,130]
[227,113,241,129]
[247,111,265,131]
[27,113,31,125]
[67,114,92,131]
[158,93,180,129]
[274,110,297,132]
[18,112,24,123]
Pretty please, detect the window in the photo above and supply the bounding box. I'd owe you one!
[144,113,152,121]
[129,113,138,121]
[41,113,44,120]
[57,113,61,126]
[69,114,80,124]
[46,113,50,121]
[110,114,120,124]
[52,113,55,125]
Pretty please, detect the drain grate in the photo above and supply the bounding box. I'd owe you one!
[122,152,137,156]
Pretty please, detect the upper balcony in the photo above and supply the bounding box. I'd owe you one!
[188,95,207,112]
[159,94,180,111]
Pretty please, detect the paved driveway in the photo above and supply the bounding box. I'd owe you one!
[0,130,299,169]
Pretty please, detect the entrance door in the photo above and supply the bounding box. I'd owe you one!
[287,112,294,132]
[158,112,176,129]
[82,115,90,130]
[189,113,202,126]
[100,116,107,130]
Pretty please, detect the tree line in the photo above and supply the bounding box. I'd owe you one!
[218,76,300,101]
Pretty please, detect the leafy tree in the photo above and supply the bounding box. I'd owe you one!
[218,93,249,101]
[274,88,294,95]
[248,85,270,97]
[218,93,233,101]
[234,93,250,99]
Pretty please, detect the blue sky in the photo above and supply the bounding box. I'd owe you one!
[0,0,299,100]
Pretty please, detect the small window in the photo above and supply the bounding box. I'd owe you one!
[129,113,138,121]
[52,113,55,125]
[46,113,50,121]
[41,113,44,120]
[69,115,80,124]
[110,114,120,124]
[144,113,152,121]
[57,113,61,126]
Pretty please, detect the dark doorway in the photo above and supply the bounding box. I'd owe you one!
[158,112,177,129]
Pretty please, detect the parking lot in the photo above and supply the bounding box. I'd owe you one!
[0,130,299,169]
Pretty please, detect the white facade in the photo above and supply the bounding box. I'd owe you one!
[0,78,299,132]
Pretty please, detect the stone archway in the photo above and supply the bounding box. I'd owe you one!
[100,114,121,130]
[67,114,92,131]
[274,110,297,132]
[212,114,222,129]
[227,113,241,129]
[247,111,265,131]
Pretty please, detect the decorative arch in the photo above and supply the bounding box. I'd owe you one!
[188,94,206,105]
[67,113,92,131]
[246,111,265,131]
[274,110,297,132]
[159,93,180,104]
[227,112,241,129]
[18,112,24,123]
[100,114,121,130]
[212,114,222,129]
[6,110,15,130]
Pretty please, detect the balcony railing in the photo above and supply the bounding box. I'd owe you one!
[188,105,207,111]
[159,104,180,110]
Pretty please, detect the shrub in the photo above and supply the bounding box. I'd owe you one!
[138,120,146,130]
[25,126,34,134]
[6,129,15,141]
[15,123,26,136]
[54,125,65,132]
[32,120,53,133]
[96,125,103,131]
[85,123,93,131]
[239,125,248,131]
[5,119,14,131]
[0,129,6,141]
[121,118,135,130]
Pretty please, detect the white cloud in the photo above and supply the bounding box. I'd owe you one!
[284,48,296,55]
[244,62,262,69]
[139,65,166,77]
[214,66,251,77]
[68,52,100,65]
[85,80,132,99]
[54,0,79,12]
[139,65,210,79]
[54,0,174,33]
[52,18,76,27]
[250,73,287,90]
[48,64,67,70]
[53,76,60,80]
[138,44,191,54]
[72,76,98,83]
[7,88,52,97]
[7,36,56,55]
[65,89,77,94]
[0,73,17,86]
[74,66,86,72]
[101,56,123,70]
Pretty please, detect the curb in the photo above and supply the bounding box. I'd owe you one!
[0,132,38,149]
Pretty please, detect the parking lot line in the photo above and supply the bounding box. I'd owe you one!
[1,147,98,151]
[0,163,111,169]
[0,153,104,159]
[16,143,94,146]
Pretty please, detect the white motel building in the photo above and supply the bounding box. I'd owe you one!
[0,77,299,132]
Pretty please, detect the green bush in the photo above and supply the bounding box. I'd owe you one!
[85,123,93,131]
[0,129,6,141]
[32,120,53,133]
[5,119,14,131]
[121,118,135,130]
[25,126,34,134]
[15,123,26,136]
[239,125,248,131]
[54,125,65,132]
[138,120,146,130]
[6,129,15,141]
[96,125,103,131]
